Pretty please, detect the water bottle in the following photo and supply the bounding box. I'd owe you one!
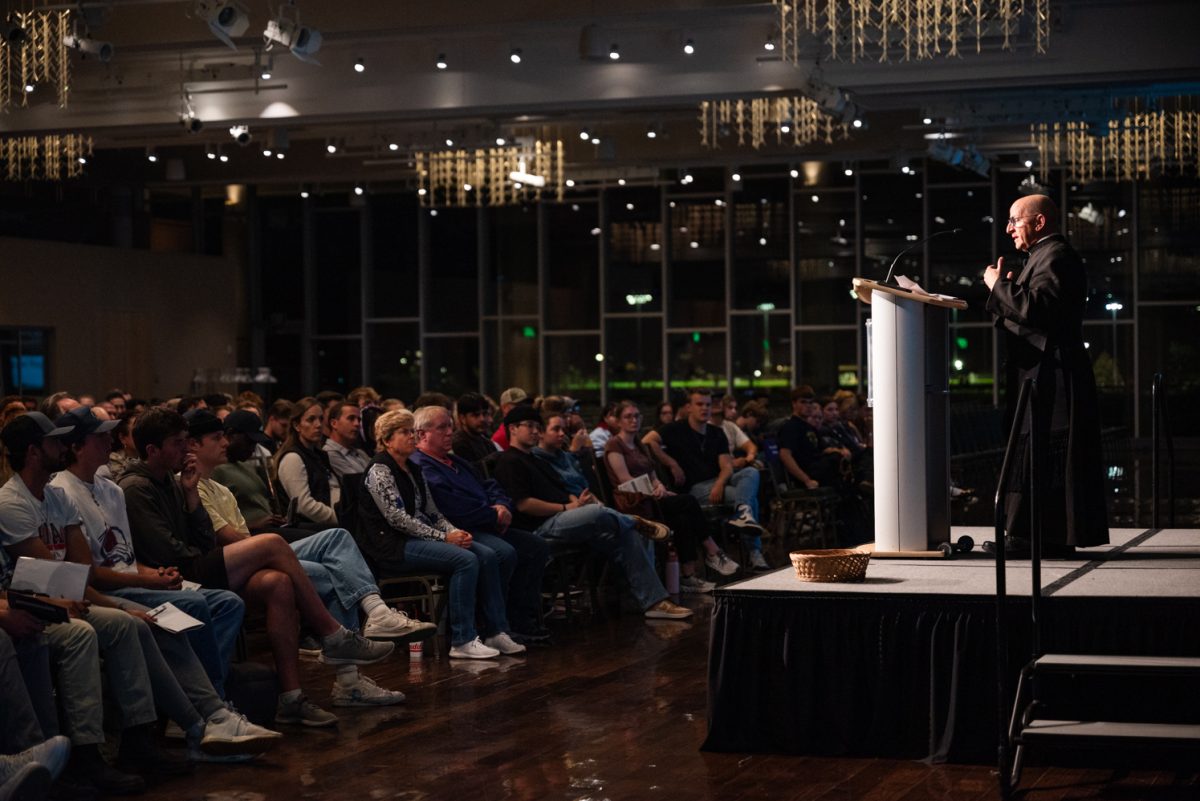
[665,545,680,595]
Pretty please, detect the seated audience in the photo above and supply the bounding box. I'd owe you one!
[0,412,278,783]
[655,401,674,428]
[186,410,423,708]
[39,392,80,419]
[717,394,759,470]
[50,407,245,700]
[411,405,550,643]
[104,391,128,416]
[323,402,370,481]
[533,415,591,497]
[491,405,692,621]
[604,401,724,588]
[274,398,342,528]
[118,407,393,728]
[588,402,619,458]
[648,389,770,571]
[451,392,501,465]
[489,387,530,451]
[263,399,294,454]
[356,409,525,660]
[214,410,286,532]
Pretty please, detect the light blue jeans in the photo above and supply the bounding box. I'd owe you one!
[291,527,381,632]
[399,537,510,647]
[110,587,244,698]
[535,505,667,611]
[688,466,763,551]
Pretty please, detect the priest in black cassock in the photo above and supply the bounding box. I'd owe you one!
[983,193,1109,556]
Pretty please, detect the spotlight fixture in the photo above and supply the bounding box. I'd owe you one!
[205,145,216,160]
[326,142,337,154]
[276,152,284,159]
[780,121,792,133]
[195,0,250,50]
[590,136,600,145]
[923,116,933,125]
[263,3,322,64]
[646,129,656,139]
[789,168,799,178]
[436,53,447,70]
[565,179,576,187]
[579,130,590,141]
[77,156,87,165]
[180,116,204,134]
[146,148,158,163]
[927,140,990,177]
[262,148,273,157]
[444,137,454,147]
[300,189,310,198]
[229,124,250,145]
[731,172,741,182]
[608,43,620,60]
[259,55,273,80]
[63,29,114,62]
[852,118,864,129]
[1024,158,1034,168]
[218,151,229,163]
[683,38,694,55]
[354,185,364,196]
[389,142,400,151]
[509,47,522,64]
[23,82,34,94]
[763,37,775,51]
[495,136,506,146]
[844,167,854,176]
[353,57,365,73]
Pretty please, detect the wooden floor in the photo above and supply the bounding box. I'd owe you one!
[140,594,1197,801]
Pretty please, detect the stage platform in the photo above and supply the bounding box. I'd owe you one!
[703,527,1200,762]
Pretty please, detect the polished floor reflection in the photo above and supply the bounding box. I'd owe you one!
[136,592,1196,801]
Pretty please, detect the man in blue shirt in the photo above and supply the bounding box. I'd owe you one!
[410,406,550,643]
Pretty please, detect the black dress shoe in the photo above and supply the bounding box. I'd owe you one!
[510,629,553,646]
[983,537,1030,558]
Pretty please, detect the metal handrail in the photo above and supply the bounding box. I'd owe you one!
[1151,373,1176,529]
[993,377,1036,800]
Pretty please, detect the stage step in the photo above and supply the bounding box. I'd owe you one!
[1019,719,1200,747]
[1033,653,1200,677]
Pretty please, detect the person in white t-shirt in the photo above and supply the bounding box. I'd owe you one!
[49,406,247,702]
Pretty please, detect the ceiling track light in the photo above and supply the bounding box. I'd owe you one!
[608,43,620,60]
[146,147,158,163]
[263,2,322,64]
[436,53,447,70]
[258,53,273,80]
[683,38,695,55]
[63,22,114,63]
[326,141,337,154]
[229,124,250,145]
[196,0,250,49]
[509,47,522,64]
[353,57,365,73]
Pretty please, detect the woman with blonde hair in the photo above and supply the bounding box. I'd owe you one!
[355,409,523,660]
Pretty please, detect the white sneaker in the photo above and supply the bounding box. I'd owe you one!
[483,632,527,655]
[705,551,739,576]
[199,708,282,757]
[749,549,770,571]
[680,574,716,593]
[331,673,406,707]
[727,504,766,534]
[363,607,437,640]
[448,637,500,660]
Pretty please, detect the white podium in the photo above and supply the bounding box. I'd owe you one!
[852,278,967,553]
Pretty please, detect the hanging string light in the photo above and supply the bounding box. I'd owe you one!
[774,0,1051,64]
[1,133,93,180]
[1032,99,1199,183]
[699,96,851,150]
[1,9,73,111]
[415,140,564,207]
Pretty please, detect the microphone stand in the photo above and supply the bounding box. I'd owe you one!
[882,228,963,285]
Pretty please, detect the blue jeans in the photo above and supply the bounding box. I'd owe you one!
[689,467,763,551]
[482,528,548,635]
[535,505,667,611]
[400,537,510,647]
[110,587,244,698]
[291,527,380,632]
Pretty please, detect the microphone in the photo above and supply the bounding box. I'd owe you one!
[883,228,963,285]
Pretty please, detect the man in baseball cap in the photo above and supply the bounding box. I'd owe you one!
[491,387,531,451]
[1,412,75,470]
[54,406,118,447]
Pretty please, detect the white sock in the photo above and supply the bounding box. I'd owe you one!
[335,666,359,687]
[361,595,388,617]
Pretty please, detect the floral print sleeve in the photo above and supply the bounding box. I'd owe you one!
[364,463,447,541]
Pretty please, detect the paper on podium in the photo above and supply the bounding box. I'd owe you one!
[617,474,656,494]
[146,602,205,634]
[10,557,90,600]
[894,275,962,303]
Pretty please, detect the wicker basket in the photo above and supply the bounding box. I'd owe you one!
[789,548,871,583]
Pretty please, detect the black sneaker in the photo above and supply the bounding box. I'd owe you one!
[117,724,192,779]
